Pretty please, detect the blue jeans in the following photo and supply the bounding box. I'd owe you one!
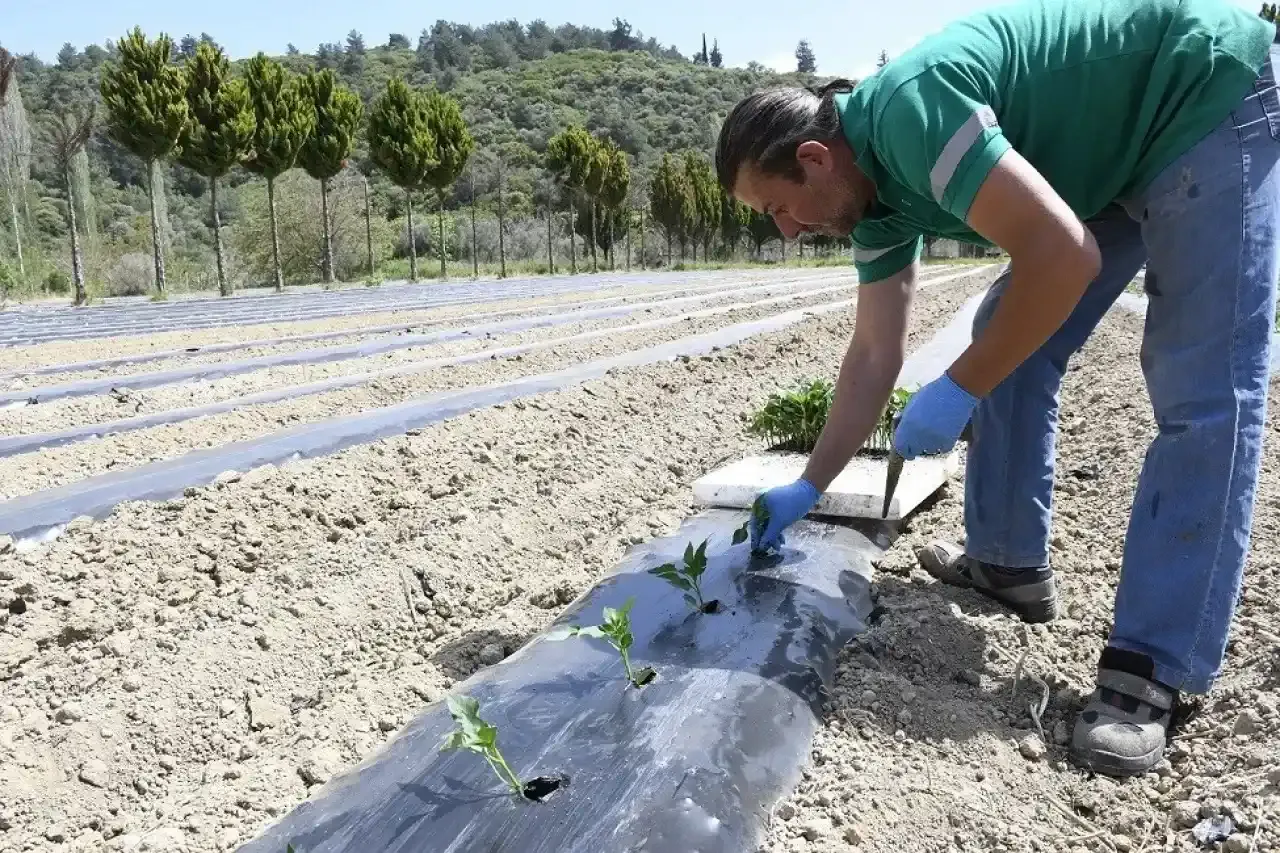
[964,44,1280,693]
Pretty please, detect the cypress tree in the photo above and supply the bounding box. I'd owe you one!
[367,77,436,282]
[299,69,363,284]
[243,53,314,292]
[99,28,189,295]
[44,103,95,305]
[421,88,473,279]
[649,153,691,267]
[178,41,254,297]
[720,190,752,259]
[684,152,719,262]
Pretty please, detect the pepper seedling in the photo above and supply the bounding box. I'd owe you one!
[547,598,656,687]
[440,694,525,797]
[648,537,718,613]
[748,495,779,556]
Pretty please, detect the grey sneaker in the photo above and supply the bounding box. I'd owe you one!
[1072,648,1175,778]
[915,540,1060,623]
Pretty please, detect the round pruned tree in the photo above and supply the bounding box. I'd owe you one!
[545,125,595,275]
[243,53,314,292]
[178,41,254,297]
[44,102,95,305]
[367,77,436,282]
[600,141,630,270]
[421,88,473,279]
[582,137,608,272]
[299,69,363,284]
[100,27,189,295]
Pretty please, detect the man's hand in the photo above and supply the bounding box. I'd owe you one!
[891,372,978,459]
[750,478,821,551]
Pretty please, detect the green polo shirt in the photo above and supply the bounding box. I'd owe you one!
[842,0,1276,283]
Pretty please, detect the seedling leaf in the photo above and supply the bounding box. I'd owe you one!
[440,694,524,796]
[732,522,749,545]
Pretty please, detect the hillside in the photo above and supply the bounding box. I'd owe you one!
[0,21,815,299]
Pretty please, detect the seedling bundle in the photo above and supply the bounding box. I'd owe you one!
[746,378,917,454]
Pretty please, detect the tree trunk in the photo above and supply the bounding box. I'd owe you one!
[589,202,598,272]
[3,152,25,283]
[798,236,804,260]
[568,196,577,274]
[437,192,447,279]
[406,189,417,282]
[608,214,615,271]
[625,214,631,272]
[666,232,672,267]
[640,210,646,270]
[546,210,553,274]
[147,159,167,294]
[65,161,85,306]
[780,235,787,262]
[210,176,230,297]
[364,176,374,278]
[320,177,333,284]
[496,161,506,278]
[469,172,478,279]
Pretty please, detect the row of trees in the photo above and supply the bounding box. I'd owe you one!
[1,23,842,304]
[67,27,475,302]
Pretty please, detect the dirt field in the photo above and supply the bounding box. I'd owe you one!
[0,265,1275,853]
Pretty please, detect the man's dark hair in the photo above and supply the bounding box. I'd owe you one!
[715,78,856,192]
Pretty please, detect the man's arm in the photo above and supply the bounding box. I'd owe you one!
[802,261,916,492]
[947,147,1101,397]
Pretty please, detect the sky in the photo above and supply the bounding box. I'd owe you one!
[2,0,1268,81]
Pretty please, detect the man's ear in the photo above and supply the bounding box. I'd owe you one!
[795,140,832,169]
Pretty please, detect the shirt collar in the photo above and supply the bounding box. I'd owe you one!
[834,84,893,219]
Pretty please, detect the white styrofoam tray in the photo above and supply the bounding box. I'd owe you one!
[691,450,961,521]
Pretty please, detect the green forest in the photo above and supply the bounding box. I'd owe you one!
[0,18,852,303]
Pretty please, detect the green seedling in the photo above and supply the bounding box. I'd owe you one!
[547,598,656,687]
[868,385,917,453]
[649,537,718,613]
[732,520,750,546]
[440,695,525,797]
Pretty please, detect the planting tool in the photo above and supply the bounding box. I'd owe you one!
[881,419,973,519]
[881,449,904,519]
[881,412,905,519]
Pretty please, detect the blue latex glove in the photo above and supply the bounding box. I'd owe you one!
[750,478,821,551]
[892,372,979,459]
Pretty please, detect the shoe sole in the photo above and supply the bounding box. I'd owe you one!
[1071,744,1164,778]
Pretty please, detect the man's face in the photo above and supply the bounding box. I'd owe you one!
[733,141,870,239]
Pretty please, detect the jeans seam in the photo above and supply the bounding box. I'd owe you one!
[1179,112,1250,691]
